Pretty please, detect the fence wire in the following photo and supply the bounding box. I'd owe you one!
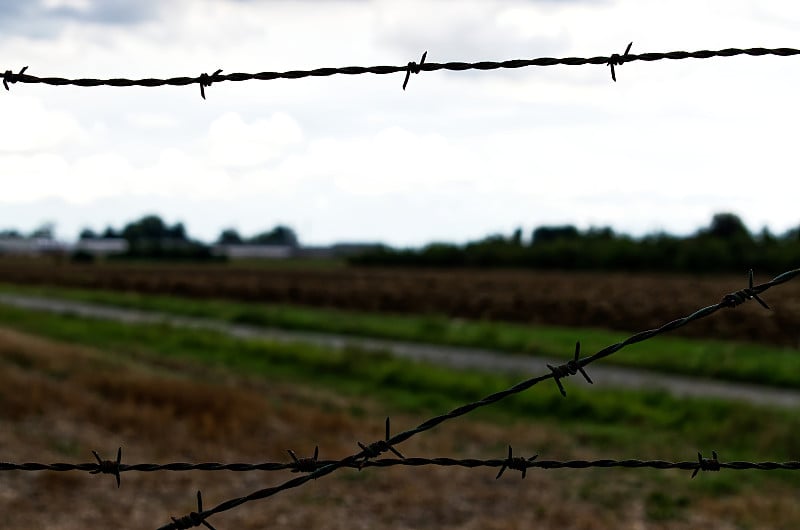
[6,448,800,482]
[3,268,798,529]
[3,45,800,98]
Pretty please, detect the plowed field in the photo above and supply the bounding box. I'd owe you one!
[1,259,798,346]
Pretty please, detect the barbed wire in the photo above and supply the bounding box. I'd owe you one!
[3,45,800,98]
[6,447,800,483]
[149,267,798,529]
[3,267,797,528]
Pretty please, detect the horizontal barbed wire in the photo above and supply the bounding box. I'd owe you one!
[3,45,800,98]
[4,268,797,528]
[153,268,799,530]
[5,449,800,480]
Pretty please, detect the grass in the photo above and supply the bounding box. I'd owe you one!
[1,301,799,474]
[1,282,800,388]
[4,326,800,528]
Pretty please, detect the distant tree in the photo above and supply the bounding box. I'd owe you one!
[757,226,776,244]
[30,223,55,239]
[101,226,120,239]
[122,215,166,241]
[217,228,243,245]
[79,228,97,240]
[248,225,299,247]
[782,225,800,241]
[511,227,523,246]
[703,213,751,240]
[0,229,22,239]
[532,225,579,245]
[121,215,188,242]
[586,226,615,240]
[168,222,187,241]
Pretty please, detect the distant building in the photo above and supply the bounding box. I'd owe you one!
[0,236,128,257]
[212,244,294,259]
[0,237,68,256]
[74,238,129,256]
[214,242,382,260]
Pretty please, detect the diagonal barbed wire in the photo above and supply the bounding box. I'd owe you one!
[3,45,800,98]
[154,267,800,529]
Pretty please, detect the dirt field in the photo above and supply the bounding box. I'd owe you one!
[2,327,799,529]
[0,259,798,346]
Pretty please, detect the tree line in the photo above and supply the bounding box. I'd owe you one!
[5,212,798,272]
[1,215,301,262]
[350,213,800,273]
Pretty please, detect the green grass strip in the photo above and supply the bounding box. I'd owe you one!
[1,302,800,472]
[1,283,799,388]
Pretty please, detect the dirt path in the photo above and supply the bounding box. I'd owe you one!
[2,293,799,408]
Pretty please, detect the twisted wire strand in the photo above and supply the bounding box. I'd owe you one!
[3,46,800,96]
[5,457,800,474]
[158,268,800,529]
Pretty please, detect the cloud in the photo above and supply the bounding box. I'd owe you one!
[0,0,157,39]
[205,112,304,169]
[125,112,179,130]
[0,96,88,152]
[373,0,570,60]
[39,0,157,25]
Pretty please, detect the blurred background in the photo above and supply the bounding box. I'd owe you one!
[1,1,800,529]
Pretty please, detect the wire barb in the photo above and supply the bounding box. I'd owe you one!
[547,341,593,397]
[169,491,216,530]
[199,69,223,100]
[722,269,771,309]
[692,451,720,478]
[357,417,405,469]
[90,447,122,488]
[496,445,538,479]
[288,446,321,473]
[607,41,633,82]
[3,66,27,91]
[403,51,427,90]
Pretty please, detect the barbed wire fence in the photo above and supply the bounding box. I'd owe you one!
[3,44,800,98]
[2,268,799,529]
[3,42,800,528]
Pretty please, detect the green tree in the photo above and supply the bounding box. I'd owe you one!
[121,215,188,243]
[217,228,243,245]
[703,213,751,241]
[79,228,97,240]
[248,225,299,247]
[532,225,579,245]
[31,223,55,239]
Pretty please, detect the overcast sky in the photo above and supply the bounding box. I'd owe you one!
[1,0,798,245]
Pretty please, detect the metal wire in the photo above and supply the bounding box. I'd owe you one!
[2,268,797,528]
[6,450,800,483]
[152,268,799,529]
[3,45,800,97]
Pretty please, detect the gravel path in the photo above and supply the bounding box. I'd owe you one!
[2,293,799,408]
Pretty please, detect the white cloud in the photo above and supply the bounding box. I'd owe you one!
[0,96,88,153]
[125,112,178,129]
[205,112,303,169]
[42,0,91,11]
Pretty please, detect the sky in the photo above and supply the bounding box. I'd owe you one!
[0,0,798,246]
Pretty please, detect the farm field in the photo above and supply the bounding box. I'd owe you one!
[2,311,800,529]
[3,259,800,528]
[3,283,800,389]
[0,258,798,347]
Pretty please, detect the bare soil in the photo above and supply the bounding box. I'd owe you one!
[0,259,798,346]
